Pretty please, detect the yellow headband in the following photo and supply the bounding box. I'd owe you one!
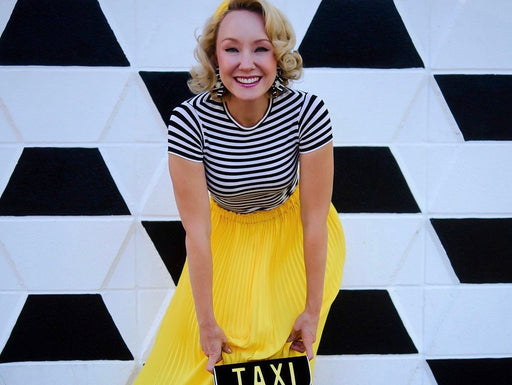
[214,0,230,19]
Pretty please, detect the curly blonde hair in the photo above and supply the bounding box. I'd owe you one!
[188,0,303,100]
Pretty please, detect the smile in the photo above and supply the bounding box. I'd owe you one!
[235,76,261,85]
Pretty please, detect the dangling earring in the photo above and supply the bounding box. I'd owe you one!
[271,68,286,98]
[212,67,225,99]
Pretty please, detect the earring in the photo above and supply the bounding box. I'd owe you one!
[271,68,286,98]
[212,67,225,99]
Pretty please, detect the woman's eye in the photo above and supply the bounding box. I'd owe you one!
[225,47,238,53]
[255,47,269,52]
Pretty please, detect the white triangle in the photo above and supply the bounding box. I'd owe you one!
[102,291,137,357]
[430,0,463,67]
[0,0,17,35]
[99,145,165,215]
[426,145,462,212]
[137,0,218,67]
[97,0,136,63]
[0,243,24,290]
[432,146,512,214]
[388,287,423,352]
[101,75,166,143]
[0,220,132,291]
[0,147,22,195]
[271,0,323,46]
[104,225,136,290]
[0,293,26,355]
[0,101,20,143]
[301,70,424,143]
[394,0,429,66]
[432,0,512,69]
[136,223,173,289]
[425,224,459,285]
[408,366,426,385]
[392,145,426,212]
[423,363,440,385]
[137,289,174,360]
[428,77,465,142]
[394,76,428,143]
[0,362,135,385]
[340,217,422,287]
[141,156,179,217]
[0,71,129,142]
[394,219,425,285]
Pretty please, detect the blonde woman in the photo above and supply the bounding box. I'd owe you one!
[134,1,345,383]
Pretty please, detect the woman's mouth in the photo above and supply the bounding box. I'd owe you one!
[235,76,261,86]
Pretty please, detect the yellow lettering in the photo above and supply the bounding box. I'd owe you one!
[254,365,266,385]
[270,363,285,385]
[232,367,246,385]
[289,362,296,385]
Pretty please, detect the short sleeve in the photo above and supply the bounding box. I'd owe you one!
[298,94,333,154]
[167,103,204,162]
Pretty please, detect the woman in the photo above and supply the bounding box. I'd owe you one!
[134,0,345,383]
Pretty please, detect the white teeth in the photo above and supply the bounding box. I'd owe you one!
[236,77,260,84]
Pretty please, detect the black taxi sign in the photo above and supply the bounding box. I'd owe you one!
[213,355,311,385]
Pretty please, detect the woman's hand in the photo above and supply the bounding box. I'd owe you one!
[200,322,232,373]
[287,310,319,360]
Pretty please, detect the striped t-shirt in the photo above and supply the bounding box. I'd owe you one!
[168,88,332,213]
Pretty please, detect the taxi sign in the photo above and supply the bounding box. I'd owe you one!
[213,355,311,385]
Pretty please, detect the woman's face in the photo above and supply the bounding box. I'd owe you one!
[215,10,277,104]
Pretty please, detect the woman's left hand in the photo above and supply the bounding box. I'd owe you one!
[287,310,319,360]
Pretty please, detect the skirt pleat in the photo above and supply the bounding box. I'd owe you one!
[134,189,345,385]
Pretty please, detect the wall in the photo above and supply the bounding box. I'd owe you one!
[0,0,511,384]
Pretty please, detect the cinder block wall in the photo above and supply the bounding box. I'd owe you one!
[0,1,511,384]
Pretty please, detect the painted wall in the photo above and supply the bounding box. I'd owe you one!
[0,0,511,384]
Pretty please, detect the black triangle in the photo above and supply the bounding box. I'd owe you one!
[0,147,130,216]
[319,290,417,355]
[435,75,512,141]
[428,358,512,385]
[431,218,512,284]
[0,0,129,66]
[299,0,424,68]
[139,71,195,127]
[0,294,133,362]
[142,221,187,286]
[332,147,420,213]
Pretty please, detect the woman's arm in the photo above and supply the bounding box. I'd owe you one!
[168,154,231,372]
[288,142,334,359]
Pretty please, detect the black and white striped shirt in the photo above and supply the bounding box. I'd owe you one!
[168,89,332,213]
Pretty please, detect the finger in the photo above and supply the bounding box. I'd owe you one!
[290,340,306,353]
[222,343,232,354]
[206,353,219,373]
[304,339,314,361]
[286,329,299,342]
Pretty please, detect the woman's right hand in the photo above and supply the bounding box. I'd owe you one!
[200,322,232,373]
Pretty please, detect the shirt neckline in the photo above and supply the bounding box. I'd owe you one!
[223,98,273,130]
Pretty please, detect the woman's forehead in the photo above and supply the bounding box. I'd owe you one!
[217,10,267,39]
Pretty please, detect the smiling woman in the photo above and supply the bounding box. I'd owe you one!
[132,1,345,384]
[188,0,302,101]
[215,10,277,125]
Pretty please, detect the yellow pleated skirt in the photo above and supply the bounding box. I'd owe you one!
[133,189,345,385]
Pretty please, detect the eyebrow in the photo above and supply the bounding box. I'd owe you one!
[220,37,272,44]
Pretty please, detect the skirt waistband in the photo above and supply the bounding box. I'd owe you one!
[210,188,301,225]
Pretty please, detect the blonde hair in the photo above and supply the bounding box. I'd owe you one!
[188,0,303,100]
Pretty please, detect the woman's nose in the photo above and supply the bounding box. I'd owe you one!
[239,50,255,70]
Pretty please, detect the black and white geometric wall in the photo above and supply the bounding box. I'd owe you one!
[0,0,511,384]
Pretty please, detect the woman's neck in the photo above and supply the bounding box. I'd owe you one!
[224,96,270,128]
